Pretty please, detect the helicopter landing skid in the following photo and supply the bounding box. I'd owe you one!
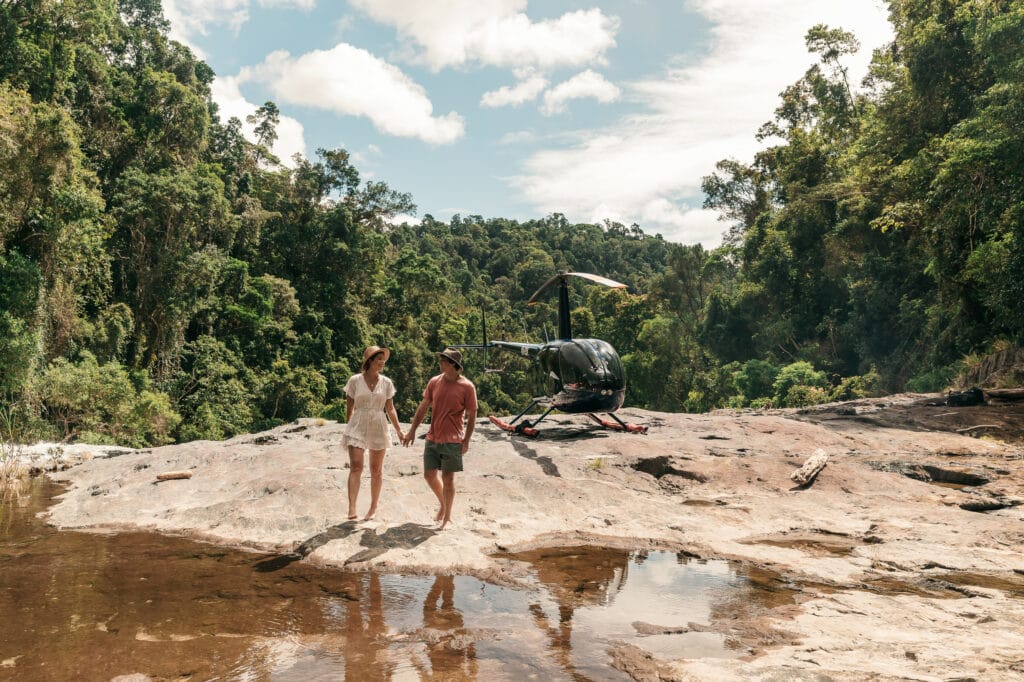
[587,413,648,434]
[488,415,540,437]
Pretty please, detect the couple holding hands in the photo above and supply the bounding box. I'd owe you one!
[341,345,477,530]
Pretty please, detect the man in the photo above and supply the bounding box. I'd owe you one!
[403,348,478,530]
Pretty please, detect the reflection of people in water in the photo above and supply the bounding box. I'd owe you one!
[343,572,390,681]
[420,575,478,679]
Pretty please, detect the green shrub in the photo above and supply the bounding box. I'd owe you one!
[725,394,747,409]
[320,400,348,423]
[773,361,827,404]
[734,359,779,402]
[261,360,326,421]
[783,384,830,408]
[38,352,180,447]
[906,364,959,392]
[831,369,883,401]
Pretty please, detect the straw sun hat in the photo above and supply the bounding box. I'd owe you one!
[362,345,390,370]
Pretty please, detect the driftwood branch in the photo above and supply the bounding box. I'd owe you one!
[791,449,829,487]
[956,424,1000,433]
[155,471,192,481]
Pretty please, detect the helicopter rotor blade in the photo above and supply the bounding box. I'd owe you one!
[526,271,627,305]
[566,272,627,289]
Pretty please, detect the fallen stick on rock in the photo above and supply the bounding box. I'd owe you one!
[155,471,192,481]
[791,449,829,487]
[956,424,999,433]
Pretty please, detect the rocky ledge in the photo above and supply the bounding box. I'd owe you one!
[44,394,1024,681]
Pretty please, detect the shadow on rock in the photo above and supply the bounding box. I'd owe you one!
[511,439,560,477]
[345,523,437,565]
[254,519,364,571]
[255,521,438,571]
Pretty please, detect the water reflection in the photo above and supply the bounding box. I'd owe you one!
[415,575,478,679]
[1,480,796,681]
[500,546,779,674]
[341,573,390,680]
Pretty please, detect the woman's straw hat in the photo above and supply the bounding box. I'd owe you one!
[362,345,391,370]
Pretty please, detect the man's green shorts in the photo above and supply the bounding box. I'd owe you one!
[423,440,463,472]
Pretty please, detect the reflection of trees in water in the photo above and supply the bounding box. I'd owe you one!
[703,560,795,619]
[525,546,632,609]
[704,561,797,651]
[509,546,632,680]
[414,574,479,680]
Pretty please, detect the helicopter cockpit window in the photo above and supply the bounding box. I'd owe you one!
[589,339,624,379]
[558,342,596,388]
[556,339,626,391]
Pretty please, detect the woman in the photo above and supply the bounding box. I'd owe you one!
[341,345,405,521]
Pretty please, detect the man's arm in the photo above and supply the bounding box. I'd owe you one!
[461,384,478,454]
[461,407,477,454]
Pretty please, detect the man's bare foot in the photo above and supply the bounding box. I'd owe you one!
[438,518,451,530]
[347,512,358,520]
[434,508,444,522]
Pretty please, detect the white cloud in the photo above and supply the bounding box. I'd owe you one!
[511,0,894,245]
[349,0,619,71]
[163,0,314,51]
[349,144,384,177]
[498,130,539,145]
[163,0,250,52]
[258,0,315,9]
[386,213,421,226]
[211,75,308,166]
[481,74,548,108]
[239,45,465,145]
[540,70,620,115]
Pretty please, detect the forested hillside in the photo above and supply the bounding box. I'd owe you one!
[2,0,1022,447]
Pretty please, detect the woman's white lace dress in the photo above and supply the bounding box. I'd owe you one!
[340,374,396,450]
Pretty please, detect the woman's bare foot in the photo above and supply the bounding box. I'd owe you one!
[363,509,376,521]
[434,508,444,522]
[347,511,358,520]
[438,517,451,530]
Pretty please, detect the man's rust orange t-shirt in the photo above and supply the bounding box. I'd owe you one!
[424,374,478,444]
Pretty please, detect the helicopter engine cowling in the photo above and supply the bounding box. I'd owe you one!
[535,339,626,414]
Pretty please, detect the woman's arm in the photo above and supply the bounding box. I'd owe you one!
[385,398,403,441]
[345,396,355,422]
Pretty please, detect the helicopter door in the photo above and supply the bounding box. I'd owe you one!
[534,346,562,397]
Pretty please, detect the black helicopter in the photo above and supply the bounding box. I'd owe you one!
[456,271,646,437]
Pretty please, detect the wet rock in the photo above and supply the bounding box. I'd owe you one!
[39,399,1024,681]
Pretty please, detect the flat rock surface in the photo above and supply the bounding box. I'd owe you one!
[44,394,1024,680]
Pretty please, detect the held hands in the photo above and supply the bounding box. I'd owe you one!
[401,430,416,447]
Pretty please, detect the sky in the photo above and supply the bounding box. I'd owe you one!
[164,0,894,247]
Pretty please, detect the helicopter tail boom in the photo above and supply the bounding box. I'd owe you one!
[450,341,542,357]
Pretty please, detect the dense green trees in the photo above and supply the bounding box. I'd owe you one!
[2,0,1021,446]
[701,1,1024,397]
